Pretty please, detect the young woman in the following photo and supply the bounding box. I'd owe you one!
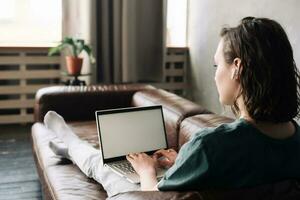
[45,16,300,197]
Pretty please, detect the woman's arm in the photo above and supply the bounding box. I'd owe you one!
[139,170,158,190]
[126,153,159,191]
[127,149,178,191]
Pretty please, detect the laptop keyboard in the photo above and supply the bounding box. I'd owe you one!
[111,161,136,174]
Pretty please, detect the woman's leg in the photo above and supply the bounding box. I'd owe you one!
[44,111,140,197]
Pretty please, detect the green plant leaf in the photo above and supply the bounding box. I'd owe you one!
[48,44,64,56]
[82,45,95,63]
[63,37,75,45]
[47,37,94,60]
[62,37,77,57]
[76,39,85,46]
[75,39,85,56]
[82,45,92,55]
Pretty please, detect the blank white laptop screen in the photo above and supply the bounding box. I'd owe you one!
[97,107,167,159]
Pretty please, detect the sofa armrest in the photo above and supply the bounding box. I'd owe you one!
[34,84,155,122]
[108,191,203,200]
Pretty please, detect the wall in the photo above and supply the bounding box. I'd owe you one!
[187,0,300,118]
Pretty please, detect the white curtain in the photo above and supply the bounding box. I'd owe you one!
[62,0,97,84]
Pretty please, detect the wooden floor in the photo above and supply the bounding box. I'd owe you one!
[0,124,42,200]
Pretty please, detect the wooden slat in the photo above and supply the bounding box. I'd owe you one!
[0,100,35,109]
[0,70,60,80]
[19,62,27,116]
[165,69,184,76]
[165,55,186,62]
[0,85,50,94]
[0,56,60,65]
[0,115,34,124]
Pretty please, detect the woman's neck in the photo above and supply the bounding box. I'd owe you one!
[237,99,296,139]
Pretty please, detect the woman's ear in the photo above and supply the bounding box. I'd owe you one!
[233,58,241,68]
[231,58,242,80]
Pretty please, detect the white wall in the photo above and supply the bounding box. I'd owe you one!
[188,0,300,118]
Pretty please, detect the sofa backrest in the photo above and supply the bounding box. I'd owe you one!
[178,114,234,149]
[34,84,155,122]
[132,89,212,149]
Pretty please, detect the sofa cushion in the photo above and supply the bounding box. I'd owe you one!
[31,121,107,200]
[45,165,107,199]
[132,89,212,149]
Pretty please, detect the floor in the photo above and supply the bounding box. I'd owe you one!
[0,124,42,200]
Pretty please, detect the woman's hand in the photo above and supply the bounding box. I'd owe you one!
[126,153,159,191]
[126,152,158,176]
[154,148,178,169]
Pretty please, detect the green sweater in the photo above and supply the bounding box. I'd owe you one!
[158,118,300,191]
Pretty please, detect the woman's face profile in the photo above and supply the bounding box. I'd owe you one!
[214,38,240,106]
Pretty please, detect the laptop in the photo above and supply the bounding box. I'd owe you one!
[95,105,168,184]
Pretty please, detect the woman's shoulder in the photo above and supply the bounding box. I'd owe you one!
[193,118,248,142]
[192,118,300,150]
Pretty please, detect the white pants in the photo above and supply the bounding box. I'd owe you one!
[68,139,140,197]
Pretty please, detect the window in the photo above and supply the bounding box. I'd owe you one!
[166,0,188,47]
[0,0,62,47]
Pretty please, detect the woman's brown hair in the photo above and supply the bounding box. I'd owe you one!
[220,17,300,123]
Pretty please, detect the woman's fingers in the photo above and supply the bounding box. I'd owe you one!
[154,150,167,158]
[158,158,172,166]
[126,155,133,163]
[127,152,145,160]
[154,149,174,158]
[154,149,166,155]
[152,153,158,160]
[127,153,138,161]
[153,149,177,169]
[127,152,161,162]
[155,148,175,154]
[141,152,147,156]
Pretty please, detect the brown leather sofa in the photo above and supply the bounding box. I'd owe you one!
[31,84,300,200]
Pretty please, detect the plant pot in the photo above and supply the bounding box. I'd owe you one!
[65,56,83,76]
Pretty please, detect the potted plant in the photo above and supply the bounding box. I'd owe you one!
[48,37,95,76]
